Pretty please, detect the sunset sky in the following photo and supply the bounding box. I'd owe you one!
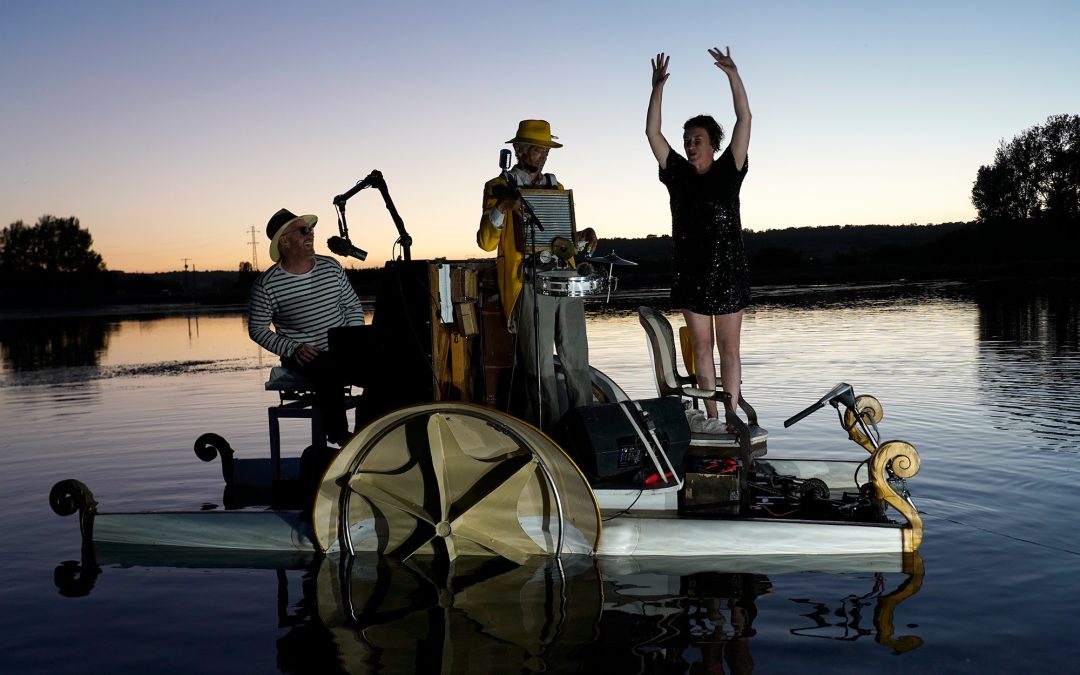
[3,1,1078,273]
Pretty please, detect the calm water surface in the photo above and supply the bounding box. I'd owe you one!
[1,282,1078,673]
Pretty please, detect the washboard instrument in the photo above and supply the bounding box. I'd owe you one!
[519,188,607,298]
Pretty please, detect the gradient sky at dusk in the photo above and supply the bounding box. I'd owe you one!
[3,1,1078,272]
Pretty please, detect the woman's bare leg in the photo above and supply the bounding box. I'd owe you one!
[683,310,719,418]
[713,311,744,418]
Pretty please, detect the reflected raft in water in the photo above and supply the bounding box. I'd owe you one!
[54,549,924,672]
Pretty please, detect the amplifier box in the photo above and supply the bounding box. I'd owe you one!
[681,471,742,515]
[555,397,689,484]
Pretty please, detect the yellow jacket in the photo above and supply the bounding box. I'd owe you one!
[476,174,565,324]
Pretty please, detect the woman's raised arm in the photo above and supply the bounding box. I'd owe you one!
[646,52,673,168]
[709,46,751,171]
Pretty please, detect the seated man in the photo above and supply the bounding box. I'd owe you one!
[477,120,598,430]
[248,207,365,445]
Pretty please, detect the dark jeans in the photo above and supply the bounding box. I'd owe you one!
[281,352,352,442]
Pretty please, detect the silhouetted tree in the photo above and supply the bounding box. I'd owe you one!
[236,260,258,289]
[0,215,106,273]
[972,114,1080,222]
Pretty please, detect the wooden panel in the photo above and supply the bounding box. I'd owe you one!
[479,263,513,408]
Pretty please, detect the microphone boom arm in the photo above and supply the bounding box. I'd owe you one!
[332,169,412,261]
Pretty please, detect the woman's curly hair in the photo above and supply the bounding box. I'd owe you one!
[683,115,724,152]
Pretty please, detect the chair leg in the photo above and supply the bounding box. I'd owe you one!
[269,409,282,483]
[269,400,325,484]
[309,409,324,449]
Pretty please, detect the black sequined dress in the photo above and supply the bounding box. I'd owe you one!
[659,147,750,315]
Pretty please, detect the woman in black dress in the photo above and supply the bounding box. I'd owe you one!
[646,47,751,432]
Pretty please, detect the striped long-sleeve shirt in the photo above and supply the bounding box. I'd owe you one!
[247,255,365,358]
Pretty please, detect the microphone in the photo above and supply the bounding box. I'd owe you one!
[326,236,368,261]
[498,149,543,230]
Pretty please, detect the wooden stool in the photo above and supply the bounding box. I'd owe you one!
[265,367,358,482]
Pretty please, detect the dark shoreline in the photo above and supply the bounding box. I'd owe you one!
[2,276,1074,322]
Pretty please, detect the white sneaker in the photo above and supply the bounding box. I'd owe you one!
[701,417,728,434]
[690,415,727,435]
[685,408,705,425]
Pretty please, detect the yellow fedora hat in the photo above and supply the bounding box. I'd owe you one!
[506,119,562,148]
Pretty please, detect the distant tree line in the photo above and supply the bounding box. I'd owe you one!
[953,114,1079,270]
[0,215,265,307]
[972,114,1079,222]
[0,215,114,304]
[595,223,975,287]
[0,215,104,274]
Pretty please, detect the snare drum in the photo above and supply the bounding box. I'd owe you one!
[535,269,608,298]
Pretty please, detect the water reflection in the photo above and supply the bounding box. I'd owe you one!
[582,568,766,674]
[54,550,924,673]
[977,288,1079,355]
[0,317,117,372]
[788,555,924,655]
[975,289,1080,454]
[307,555,603,673]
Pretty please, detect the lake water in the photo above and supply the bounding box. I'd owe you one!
[2,281,1079,674]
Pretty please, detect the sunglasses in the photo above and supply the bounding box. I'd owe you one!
[289,224,316,235]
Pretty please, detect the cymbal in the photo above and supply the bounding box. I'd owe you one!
[594,251,638,266]
[550,237,576,261]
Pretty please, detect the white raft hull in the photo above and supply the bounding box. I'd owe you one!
[86,506,902,559]
[85,510,907,574]
[596,514,903,557]
[90,511,314,552]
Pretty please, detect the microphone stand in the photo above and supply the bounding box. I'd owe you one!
[502,167,547,429]
[332,170,413,261]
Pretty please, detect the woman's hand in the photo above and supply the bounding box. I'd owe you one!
[709,46,737,76]
[651,52,670,88]
[647,52,673,166]
[713,45,750,169]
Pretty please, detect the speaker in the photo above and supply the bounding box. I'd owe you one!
[362,260,436,416]
[555,398,690,484]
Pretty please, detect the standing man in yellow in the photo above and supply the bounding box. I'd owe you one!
[477,120,597,430]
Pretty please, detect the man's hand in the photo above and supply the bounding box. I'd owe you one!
[577,227,598,253]
[502,197,523,219]
[292,343,319,365]
[491,184,524,218]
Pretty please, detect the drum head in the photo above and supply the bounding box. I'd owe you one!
[536,270,607,298]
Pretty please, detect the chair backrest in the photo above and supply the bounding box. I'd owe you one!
[637,306,684,398]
